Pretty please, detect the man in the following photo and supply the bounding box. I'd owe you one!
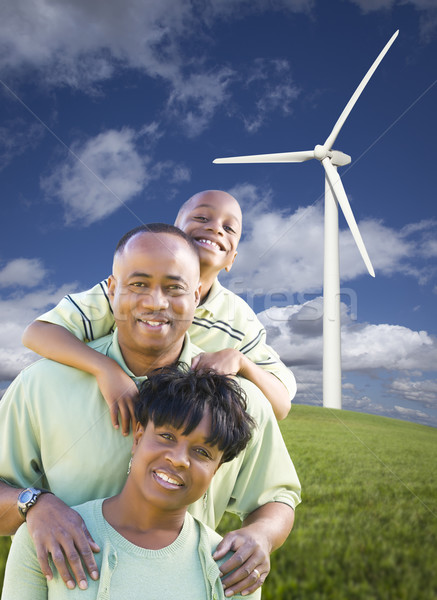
[0,224,301,597]
[22,191,295,426]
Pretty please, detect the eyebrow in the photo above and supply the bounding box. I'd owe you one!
[129,271,189,284]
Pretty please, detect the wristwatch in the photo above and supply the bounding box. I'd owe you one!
[17,487,51,520]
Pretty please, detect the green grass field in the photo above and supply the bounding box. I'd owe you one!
[1,404,436,598]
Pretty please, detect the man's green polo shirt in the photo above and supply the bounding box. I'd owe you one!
[0,331,301,529]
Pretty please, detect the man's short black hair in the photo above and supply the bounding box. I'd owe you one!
[115,223,199,259]
[136,364,255,464]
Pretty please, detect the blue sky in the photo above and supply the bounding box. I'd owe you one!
[1,0,436,427]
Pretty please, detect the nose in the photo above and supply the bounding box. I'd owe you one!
[139,286,169,311]
[166,442,190,469]
[206,219,224,236]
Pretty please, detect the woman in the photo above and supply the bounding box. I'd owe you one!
[2,365,260,599]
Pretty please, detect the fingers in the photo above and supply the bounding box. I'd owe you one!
[215,533,270,597]
[221,558,269,597]
[34,529,99,590]
[109,402,120,430]
[27,497,100,590]
[224,567,267,597]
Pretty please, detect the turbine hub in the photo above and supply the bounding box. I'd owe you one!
[314,144,329,161]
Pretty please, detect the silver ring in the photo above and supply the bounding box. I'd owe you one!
[253,568,261,580]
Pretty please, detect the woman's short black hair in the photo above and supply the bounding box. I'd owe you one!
[136,364,255,464]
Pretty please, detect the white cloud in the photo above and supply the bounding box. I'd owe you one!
[40,128,149,226]
[0,258,48,288]
[241,59,301,133]
[388,377,437,408]
[0,0,311,135]
[39,126,193,225]
[256,299,437,374]
[167,68,235,137]
[222,183,436,294]
[0,277,78,381]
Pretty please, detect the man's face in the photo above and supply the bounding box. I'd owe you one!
[108,232,201,370]
[130,412,223,512]
[175,191,242,274]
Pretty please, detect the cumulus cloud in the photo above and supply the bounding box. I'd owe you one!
[0,269,78,381]
[222,183,437,294]
[0,258,48,288]
[388,377,437,408]
[40,128,149,226]
[240,59,301,133]
[167,67,235,137]
[0,0,311,135]
[256,298,437,373]
[39,127,190,226]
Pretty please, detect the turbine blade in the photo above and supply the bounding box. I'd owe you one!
[323,30,399,151]
[323,158,375,277]
[213,150,315,164]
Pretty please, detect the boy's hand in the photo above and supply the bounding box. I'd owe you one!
[191,349,243,376]
[26,493,100,590]
[213,526,269,597]
[95,362,139,435]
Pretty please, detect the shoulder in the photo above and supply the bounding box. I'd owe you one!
[72,499,106,541]
[73,498,103,520]
[202,280,259,321]
[233,375,274,425]
[192,514,223,550]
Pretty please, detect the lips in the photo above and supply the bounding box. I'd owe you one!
[153,469,185,489]
[195,237,225,252]
[136,316,171,329]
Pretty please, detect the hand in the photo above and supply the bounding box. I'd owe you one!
[213,526,270,597]
[95,360,139,435]
[26,493,100,590]
[191,349,243,376]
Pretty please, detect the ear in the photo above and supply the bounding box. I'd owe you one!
[132,422,145,453]
[224,251,238,273]
[107,275,116,299]
[194,282,202,306]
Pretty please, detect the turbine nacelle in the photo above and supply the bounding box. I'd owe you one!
[314,145,351,166]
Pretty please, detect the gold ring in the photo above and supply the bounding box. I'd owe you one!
[253,568,261,580]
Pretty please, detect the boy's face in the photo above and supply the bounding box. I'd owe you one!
[130,412,223,512]
[175,191,242,275]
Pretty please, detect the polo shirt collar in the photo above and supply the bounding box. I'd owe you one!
[198,278,224,317]
[106,330,195,382]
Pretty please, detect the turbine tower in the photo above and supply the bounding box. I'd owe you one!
[213,31,399,409]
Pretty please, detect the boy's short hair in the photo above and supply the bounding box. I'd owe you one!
[115,223,199,259]
[136,364,255,464]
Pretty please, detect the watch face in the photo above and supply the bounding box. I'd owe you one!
[20,489,34,503]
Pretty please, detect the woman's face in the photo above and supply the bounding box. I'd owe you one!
[129,411,223,512]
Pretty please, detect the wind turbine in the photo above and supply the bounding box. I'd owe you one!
[213,31,399,409]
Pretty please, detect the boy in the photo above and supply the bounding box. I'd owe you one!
[23,190,296,427]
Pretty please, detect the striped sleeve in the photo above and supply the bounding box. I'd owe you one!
[37,279,115,342]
